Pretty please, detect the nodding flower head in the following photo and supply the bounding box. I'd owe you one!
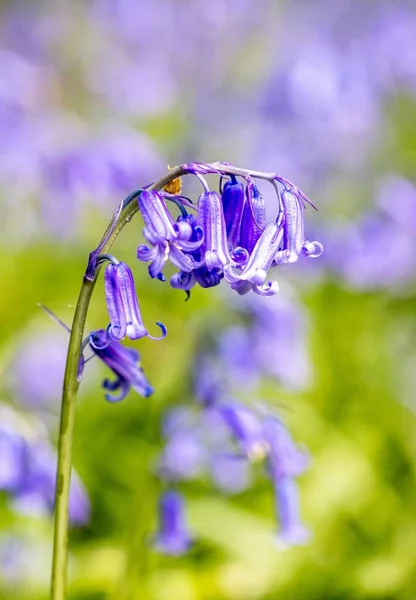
[263,416,309,480]
[137,192,201,280]
[133,162,323,296]
[138,189,176,246]
[238,182,266,254]
[104,259,166,341]
[221,175,245,248]
[197,191,232,272]
[275,189,323,265]
[89,329,154,401]
[274,476,310,547]
[153,490,192,556]
[0,404,90,526]
[217,403,269,461]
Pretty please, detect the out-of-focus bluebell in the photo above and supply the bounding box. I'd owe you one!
[8,331,67,410]
[0,404,89,526]
[158,397,309,552]
[152,490,192,556]
[324,176,416,291]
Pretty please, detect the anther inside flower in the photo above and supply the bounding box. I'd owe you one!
[134,162,323,297]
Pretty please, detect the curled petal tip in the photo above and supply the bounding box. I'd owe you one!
[144,385,154,398]
[147,321,167,341]
[302,241,324,258]
[253,280,280,297]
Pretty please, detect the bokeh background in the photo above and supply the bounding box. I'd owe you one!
[1,0,416,598]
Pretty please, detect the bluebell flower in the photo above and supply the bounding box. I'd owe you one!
[0,426,26,492]
[274,188,323,265]
[104,259,166,341]
[89,329,154,401]
[197,190,233,272]
[263,415,309,480]
[209,452,252,495]
[274,477,310,546]
[159,428,205,481]
[226,221,284,296]
[136,190,202,279]
[221,175,245,248]
[217,402,268,461]
[0,404,89,526]
[238,180,266,254]
[153,491,192,556]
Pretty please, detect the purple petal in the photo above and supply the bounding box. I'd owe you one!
[197,191,232,272]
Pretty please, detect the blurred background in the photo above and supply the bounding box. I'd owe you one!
[1,0,416,598]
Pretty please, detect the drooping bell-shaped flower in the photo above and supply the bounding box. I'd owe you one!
[104,260,166,341]
[238,182,266,254]
[221,175,245,248]
[217,403,268,461]
[197,191,232,272]
[137,191,201,279]
[138,189,177,246]
[263,416,309,480]
[89,329,154,401]
[275,189,323,265]
[153,491,192,555]
[274,477,310,546]
[226,221,284,296]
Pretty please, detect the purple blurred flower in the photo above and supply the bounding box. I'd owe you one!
[217,402,268,461]
[153,491,192,556]
[324,176,416,291]
[89,329,154,401]
[159,429,206,481]
[217,326,259,389]
[0,404,89,526]
[9,331,67,409]
[274,476,309,547]
[209,452,252,494]
[236,292,312,391]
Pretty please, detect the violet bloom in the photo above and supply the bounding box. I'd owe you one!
[274,189,323,265]
[0,404,89,526]
[89,329,153,401]
[137,190,201,279]
[222,175,245,248]
[153,491,192,556]
[274,477,309,546]
[9,331,67,410]
[209,452,252,494]
[217,402,268,461]
[263,416,309,480]
[197,190,232,272]
[238,182,266,254]
[159,429,206,481]
[104,259,166,341]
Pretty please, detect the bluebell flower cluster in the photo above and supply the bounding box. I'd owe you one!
[0,404,89,526]
[136,162,322,297]
[155,401,309,554]
[82,162,322,404]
